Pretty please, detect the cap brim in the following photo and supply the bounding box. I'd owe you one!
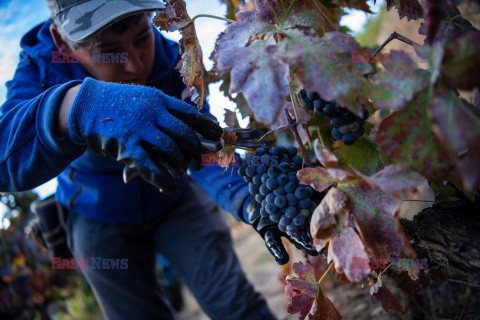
[54,0,165,42]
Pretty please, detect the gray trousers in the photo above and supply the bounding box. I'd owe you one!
[66,180,277,320]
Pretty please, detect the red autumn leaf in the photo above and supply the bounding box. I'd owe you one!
[375,89,453,184]
[285,262,318,320]
[153,0,205,107]
[328,227,371,282]
[357,165,426,199]
[395,270,431,295]
[369,273,404,314]
[428,89,480,197]
[310,188,348,244]
[369,51,431,110]
[224,109,240,128]
[313,143,339,169]
[307,285,343,320]
[339,178,416,258]
[384,0,422,21]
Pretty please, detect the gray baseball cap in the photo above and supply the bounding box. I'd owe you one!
[46,0,166,42]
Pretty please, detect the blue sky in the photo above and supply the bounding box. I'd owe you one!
[0,0,383,202]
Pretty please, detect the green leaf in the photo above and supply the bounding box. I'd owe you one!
[430,183,459,204]
[333,135,381,175]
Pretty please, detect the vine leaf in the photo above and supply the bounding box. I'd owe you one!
[272,31,373,117]
[285,261,343,320]
[369,273,404,314]
[224,109,240,127]
[153,0,205,107]
[285,262,318,320]
[333,136,381,176]
[327,226,371,282]
[307,285,343,320]
[369,51,431,110]
[441,31,480,90]
[395,270,430,295]
[375,90,453,184]
[299,155,420,260]
[217,40,290,125]
[212,1,372,124]
[314,141,339,169]
[334,0,371,13]
[383,0,422,21]
[428,89,480,196]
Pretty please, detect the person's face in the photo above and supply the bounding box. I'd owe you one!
[74,16,155,86]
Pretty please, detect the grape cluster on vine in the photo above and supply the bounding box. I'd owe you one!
[300,89,369,146]
[238,146,316,235]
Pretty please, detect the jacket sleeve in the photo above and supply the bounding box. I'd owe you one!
[188,100,251,223]
[0,51,85,192]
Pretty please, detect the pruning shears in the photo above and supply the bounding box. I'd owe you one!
[200,127,276,153]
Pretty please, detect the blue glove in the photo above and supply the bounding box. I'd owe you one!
[68,77,222,193]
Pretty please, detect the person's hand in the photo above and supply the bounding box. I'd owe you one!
[68,77,223,193]
[245,197,318,265]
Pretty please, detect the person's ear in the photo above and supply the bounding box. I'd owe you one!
[50,24,73,53]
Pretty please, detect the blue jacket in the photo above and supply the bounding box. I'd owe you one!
[0,21,250,224]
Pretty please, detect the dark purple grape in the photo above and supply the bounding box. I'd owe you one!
[285,206,297,218]
[353,127,364,138]
[331,117,345,127]
[284,181,296,193]
[252,174,262,185]
[255,193,265,203]
[266,193,276,203]
[279,216,291,226]
[274,195,287,208]
[261,173,269,184]
[268,165,281,178]
[256,164,267,174]
[291,156,303,168]
[265,202,278,214]
[238,165,246,177]
[246,166,256,177]
[269,213,282,222]
[259,184,270,196]
[279,162,291,173]
[278,146,287,155]
[286,193,297,205]
[332,127,342,140]
[273,186,285,196]
[286,224,299,233]
[256,146,268,156]
[288,172,297,182]
[342,133,356,146]
[305,186,313,197]
[266,178,278,190]
[299,198,311,209]
[277,174,288,186]
[287,146,297,158]
[295,187,308,200]
[249,183,260,194]
[261,154,271,166]
[307,92,319,100]
[293,214,306,226]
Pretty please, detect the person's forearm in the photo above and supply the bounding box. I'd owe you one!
[56,84,81,136]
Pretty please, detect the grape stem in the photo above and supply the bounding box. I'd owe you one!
[318,261,334,284]
[284,109,314,167]
[184,14,235,27]
[368,32,421,63]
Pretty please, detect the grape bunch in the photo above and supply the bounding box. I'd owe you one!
[300,89,369,146]
[238,146,316,235]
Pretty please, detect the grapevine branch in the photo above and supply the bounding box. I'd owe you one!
[284,109,313,167]
[369,32,421,63]
[184,14,234,28]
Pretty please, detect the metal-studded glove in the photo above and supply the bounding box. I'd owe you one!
[245,196,318,265]
[68,77,223,194]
